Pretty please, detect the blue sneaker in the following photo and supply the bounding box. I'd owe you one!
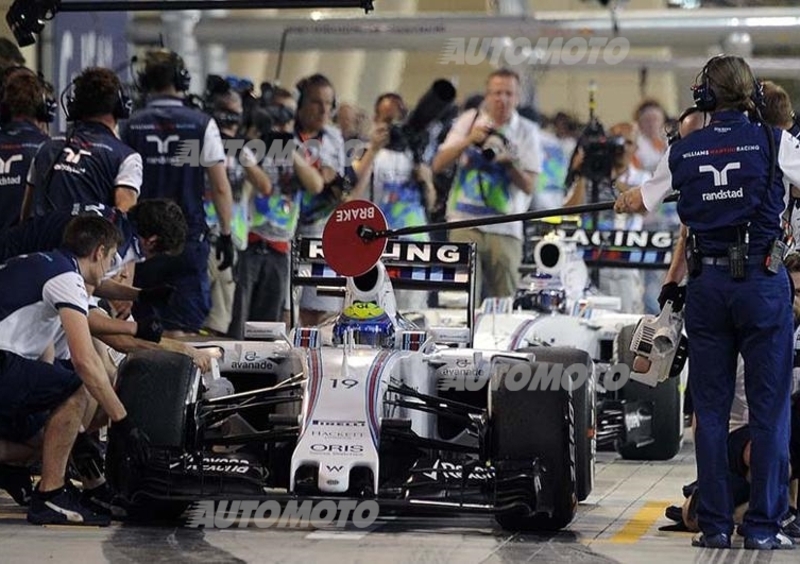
[27,485,110,526]
[691,532,731,548]
[743,532,795,550]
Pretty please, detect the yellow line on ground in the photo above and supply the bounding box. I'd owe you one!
[607,501,670,544]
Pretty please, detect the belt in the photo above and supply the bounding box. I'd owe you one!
[700,256,765,266]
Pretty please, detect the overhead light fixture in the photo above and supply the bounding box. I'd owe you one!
[5,1,376,47]
[6,0,59,47]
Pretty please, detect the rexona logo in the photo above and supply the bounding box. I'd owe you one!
[421,460,494,482]
[168,455,254,474]
[186,499,379,529]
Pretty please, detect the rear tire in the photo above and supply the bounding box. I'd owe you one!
[491,360,577,531]
[615,324,682,461]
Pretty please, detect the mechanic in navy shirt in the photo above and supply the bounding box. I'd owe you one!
[0,200,186,280]
[121,49,234,336]
[0,216,149,526]
[616,55,800,550]
[20,67,142,219]
[0,70,51,230]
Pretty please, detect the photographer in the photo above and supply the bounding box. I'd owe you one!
[564,122,651,314]
[228,87,324,338]
[432,68,541,300]
[352,92,436,311]
[615,54,800,550]
[293,74,347,326]
[201,80,271,337]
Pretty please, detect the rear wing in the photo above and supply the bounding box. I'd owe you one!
[290,237,477,342]
[523,223,678,271]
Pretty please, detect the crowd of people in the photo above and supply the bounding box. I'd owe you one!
[2,34,799,550]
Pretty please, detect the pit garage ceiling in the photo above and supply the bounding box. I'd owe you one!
[127,7,800,52]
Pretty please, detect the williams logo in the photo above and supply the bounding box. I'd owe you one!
[698,162,741,187]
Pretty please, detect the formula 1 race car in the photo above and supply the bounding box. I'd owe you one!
[413,222,688,462]
[105,236,596,531]
[470,224,688,462]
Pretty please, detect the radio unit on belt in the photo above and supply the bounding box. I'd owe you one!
[765,238,789,274]
[726,224,748,280]
[686,224,755,279]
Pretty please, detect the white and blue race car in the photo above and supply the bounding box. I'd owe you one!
[106,238,597,531]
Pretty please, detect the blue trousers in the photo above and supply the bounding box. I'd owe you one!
[686,264,793,538]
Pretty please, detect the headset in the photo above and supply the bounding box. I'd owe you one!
[692,54,765,114]
[135,49,192,94]
[296,74,337,114]
[0,66,56,124]
[62,72,132,122]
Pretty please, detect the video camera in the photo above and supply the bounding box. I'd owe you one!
[385,79,457,163]
[200,75,295,140]
[578,122,626,183]
[566,81,626,185]
[241,81,295,141]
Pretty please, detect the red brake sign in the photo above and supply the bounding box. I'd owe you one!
[322,200,388,277]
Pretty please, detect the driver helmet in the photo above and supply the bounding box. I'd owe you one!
[332,301,396,347]
[513,273,567,314]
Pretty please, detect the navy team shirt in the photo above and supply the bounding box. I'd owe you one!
[27,121,142,218]
[121,96,225,239]
[0,202,142,278]
[0,250,89,360]
[642,110,800,257]
[0,119,48,230]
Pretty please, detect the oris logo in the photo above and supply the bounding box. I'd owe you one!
[310,444,363,454]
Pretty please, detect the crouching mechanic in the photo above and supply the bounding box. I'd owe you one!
[0,199,186,334]
[0,216,150,526]
[667,356,800,538]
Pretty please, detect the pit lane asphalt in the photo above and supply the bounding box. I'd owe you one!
[0,431,795,564]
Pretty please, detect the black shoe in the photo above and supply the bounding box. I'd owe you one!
[744,532,795,550]
[691,532,731,549]
[81,482,129,520]
[781,511,800,540]
[0,464,33,506]
[27,485,110,526]
[665,505,683,523]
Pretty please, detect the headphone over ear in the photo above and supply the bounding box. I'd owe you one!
[0,66,56,124]
[63,76,131,122]
[692,59,717,112]
[137,50,192,93]
[693,54,765,114]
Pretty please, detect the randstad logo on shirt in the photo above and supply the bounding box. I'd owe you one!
[702,187,744,202]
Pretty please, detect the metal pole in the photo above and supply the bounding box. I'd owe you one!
[58,0,374,11]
